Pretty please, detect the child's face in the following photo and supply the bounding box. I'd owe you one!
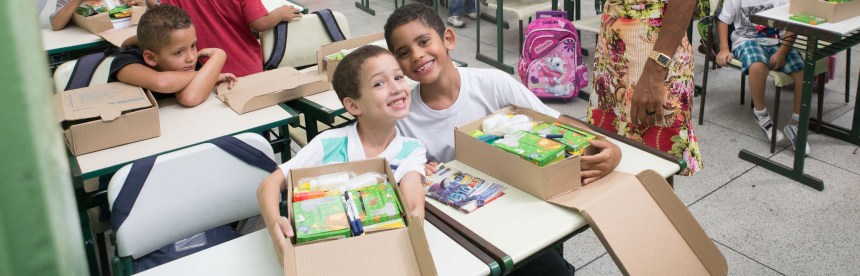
[144,25,198,72]
[346,54,412,123]
[388,21,455,84]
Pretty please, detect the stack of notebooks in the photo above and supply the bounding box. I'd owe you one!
[424,163,506,213]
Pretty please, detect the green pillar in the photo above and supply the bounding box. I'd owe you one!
[0,0,89,275]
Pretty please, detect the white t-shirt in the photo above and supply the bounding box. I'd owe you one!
[278,124,427,183]
[718,0,788,50]
[396,67,560,163]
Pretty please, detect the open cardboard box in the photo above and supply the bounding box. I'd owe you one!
[790,0,860,23]
[455,106,728,275]
[215,66,331,114]
[454,106,601,200]
[284,158,437,276]
[316,32,385,82]
[55,82,160,156]
[73,6,146,46]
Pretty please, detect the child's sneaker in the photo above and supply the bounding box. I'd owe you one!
[784,123,811,156]
[754,111,784,143]
[447,16,465,28]
[466,12,478,19]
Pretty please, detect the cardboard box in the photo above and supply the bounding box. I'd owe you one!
[316,32,385,82]
[547,170,728,275]
[55,82,160,156]
[790,0,860,23]
[284,158,437,276]
[454,106,601,200]
[73,6,145,46]
[215,67,331,114]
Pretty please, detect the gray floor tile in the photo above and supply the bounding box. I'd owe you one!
[688,154,860,275]
[830,108,854,129]
[715,242,783,275]
[562,228,607,268]
[773,132,860,176]
[576,253,622,275]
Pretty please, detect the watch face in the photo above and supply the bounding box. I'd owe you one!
[657,55,671,66]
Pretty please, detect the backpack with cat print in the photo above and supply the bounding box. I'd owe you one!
[518,10,588,100]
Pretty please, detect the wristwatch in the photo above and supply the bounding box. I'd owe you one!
[648,51,675,69]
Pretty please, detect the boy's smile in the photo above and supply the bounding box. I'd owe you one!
[389,21,455,84]
[349,54,412,123]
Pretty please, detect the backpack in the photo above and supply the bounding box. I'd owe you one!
[517,11,588,100]
[263,9,347,70]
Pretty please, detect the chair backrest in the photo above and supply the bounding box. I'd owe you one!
[39,0,57,29]
[52,55,116,92]
[107,133,276,259]
[260,10,350,69]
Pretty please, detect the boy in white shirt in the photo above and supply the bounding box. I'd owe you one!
[716,0,809,154]
[384,4,622,276]
[257,45,427,266]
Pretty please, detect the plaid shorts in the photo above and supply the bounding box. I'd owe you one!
[733,40,804,75]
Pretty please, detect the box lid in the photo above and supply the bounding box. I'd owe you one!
[54,82,152,123]
[547,170,728,275]
[316,32,386,76]
[215,67,330,114]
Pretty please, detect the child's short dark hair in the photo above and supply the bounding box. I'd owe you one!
[383,3,446,52]
[332,45,392,103]
[137,4,193,52]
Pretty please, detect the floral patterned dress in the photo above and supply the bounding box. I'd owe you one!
[587,0,703,175]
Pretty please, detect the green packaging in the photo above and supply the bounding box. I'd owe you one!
[292,195,351,244]
[492,130,566,167]
[531,123,595,156]
[348,182,404,226]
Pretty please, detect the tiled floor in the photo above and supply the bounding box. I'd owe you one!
[293,0,860,274]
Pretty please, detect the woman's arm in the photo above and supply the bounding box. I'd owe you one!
[630,0,696,127]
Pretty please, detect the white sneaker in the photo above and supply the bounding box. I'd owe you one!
[465,12,478,19]
[754,111,784,143]
[784,123,811,156]
[447,16,465,28]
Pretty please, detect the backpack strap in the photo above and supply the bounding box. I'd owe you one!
[110,136,277,231]
[65,52,108,91]
[263,22,289,71]
[313,9,346,42]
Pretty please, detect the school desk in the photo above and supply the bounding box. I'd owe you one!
[423,123,682,274]
[42,26,110,69]
[68,94,298,275]
[135,215,496,276]
[261,0,309,14]
[742,5,860,190]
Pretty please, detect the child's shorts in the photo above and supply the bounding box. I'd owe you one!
[733,40,804,75]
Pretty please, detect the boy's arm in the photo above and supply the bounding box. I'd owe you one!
[50,0,84,31]
[248,5,302,32]
[399,171,426,220]
[716,21,733,67]
[172,48,228,107]
[257,169,292,267]
[115,63,197,94]
[770,31,798,70]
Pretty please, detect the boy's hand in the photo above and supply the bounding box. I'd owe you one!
[121,0,145,6]
[217,73,237,89]
[579,140,621,184]
[267,216,294,267]
[769,53,786,70]
[424,162,439,176]
[282,6,303,21]
[410,208,425,222]
[197,48,225,58]
[716,50,733,67]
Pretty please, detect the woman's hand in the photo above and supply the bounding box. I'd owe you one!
[630,64,666,127]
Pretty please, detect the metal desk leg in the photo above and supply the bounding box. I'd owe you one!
[305,115,320,142]
[476,0,515,74]
[355,0,376,15]
[739,37,824,191]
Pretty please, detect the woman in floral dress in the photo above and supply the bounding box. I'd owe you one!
[588,0,703,175]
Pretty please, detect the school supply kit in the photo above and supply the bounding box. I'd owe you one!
[424,163,506,213]
[283,158,436,276]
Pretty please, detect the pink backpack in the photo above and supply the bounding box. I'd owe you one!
[518,11,588,100]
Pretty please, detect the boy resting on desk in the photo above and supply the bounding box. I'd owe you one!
[257,45,427,266]
[108,4,236,107]
[384,4,621,275]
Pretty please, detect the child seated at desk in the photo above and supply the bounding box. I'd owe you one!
[257,45,427,266]
[49,0,146,31]
[108,4,236,107]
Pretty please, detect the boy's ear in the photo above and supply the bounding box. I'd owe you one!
[443,28,456,51]
[142,49,158,67]
[343,97,362,117]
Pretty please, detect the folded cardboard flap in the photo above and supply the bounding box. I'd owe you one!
[454,105,601,200]
[547,170,727,275]
[316,32,386,81]
[284,158,437,276]
[215,67,330,114]
[74,6,146,39]
[55,82,152,123]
